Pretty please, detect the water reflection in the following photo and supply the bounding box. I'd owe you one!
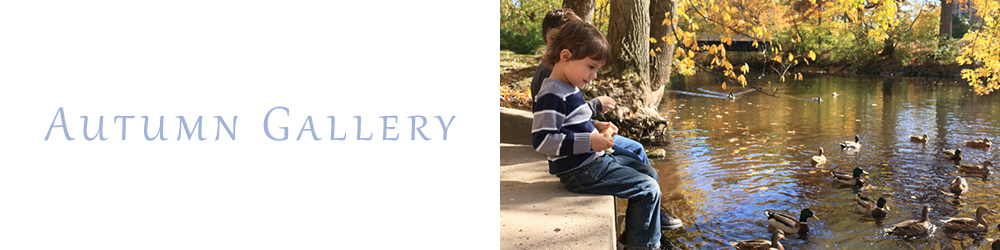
[650,74,1000,249]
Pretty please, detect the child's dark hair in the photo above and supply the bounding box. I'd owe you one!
[541,8,582,44]
[543,20,609,66]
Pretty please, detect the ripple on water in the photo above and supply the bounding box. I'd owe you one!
[655,75,1000,249]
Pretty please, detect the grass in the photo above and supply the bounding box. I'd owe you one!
[500,50,539,69]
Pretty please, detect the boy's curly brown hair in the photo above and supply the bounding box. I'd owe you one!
[542,20,609,68]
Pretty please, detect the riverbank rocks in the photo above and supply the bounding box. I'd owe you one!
[647,148,667,158]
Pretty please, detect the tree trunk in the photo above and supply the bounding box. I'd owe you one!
[601,0,674,145]
[607,0,650,83]
[648,0,676,107]
[562,0,596,24]
[940,0,953,38]
[880,38,895,57]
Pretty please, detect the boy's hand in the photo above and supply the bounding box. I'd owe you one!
[593,121,618,136]
[597,96,615,113]
[590,133,614,152]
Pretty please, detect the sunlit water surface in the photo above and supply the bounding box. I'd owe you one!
[642,74,1000,250]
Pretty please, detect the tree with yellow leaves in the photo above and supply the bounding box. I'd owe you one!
[957,0,999,95]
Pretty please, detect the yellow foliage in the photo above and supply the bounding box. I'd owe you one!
[960,0,1000,95]
[741,63,749,74]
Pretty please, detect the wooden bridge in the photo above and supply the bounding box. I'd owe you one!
[695,34,768,52]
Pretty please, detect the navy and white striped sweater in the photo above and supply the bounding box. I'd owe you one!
[531,78,604,175]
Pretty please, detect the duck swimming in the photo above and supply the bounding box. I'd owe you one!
[949,176,968,196]
[856,194,889,219]
[943,206,995,232]
[942,148,962,162]
[909,134,928,143]
[832,167,867,187]
[732,229,786,250]
[766,209,817,236]
[810,147,827,166]
[841,135,861,149]
[887,205,932,237]
[955,161,993,175]
[965,138,992,149]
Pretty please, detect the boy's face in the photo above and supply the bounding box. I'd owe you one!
[560,50,604,87]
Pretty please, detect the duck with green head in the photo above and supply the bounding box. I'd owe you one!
[766,209,817,235]
[956,161,993,175]
[887,205,932,236]
[841,135,861,149]
[942,148,962,162]
[731,229,786,250]
[832,167,867,187]
[943,206,995,232]
[856,194,889,219]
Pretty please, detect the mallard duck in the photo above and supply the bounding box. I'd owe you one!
[887,205,932,236]
[943,206,995,232]
[909,134,928,143]
[942,148,962,162]
[841,135,861,149]
[856,194,889,219]
[728,92,736,99]
[832,167,867,187]
[731,229,786,250]
[955,161,993,175]
[831,92,840,97]
[965,138,992,149]
[949,176,968,196]
[810,147,827,166]
[766,209,816,235]
[811,97,823,102]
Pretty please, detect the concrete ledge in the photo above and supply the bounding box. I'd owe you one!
[500,107,534,145]
[500,143,616,250]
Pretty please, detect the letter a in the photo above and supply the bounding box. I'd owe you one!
[45,107,75,141]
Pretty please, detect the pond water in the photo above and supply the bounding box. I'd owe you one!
[646,73,1000,249]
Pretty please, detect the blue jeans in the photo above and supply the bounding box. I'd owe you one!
[558,153,662,250]
[612,135,650,166]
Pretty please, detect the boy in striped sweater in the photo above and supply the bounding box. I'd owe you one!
[531,20,676,250]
